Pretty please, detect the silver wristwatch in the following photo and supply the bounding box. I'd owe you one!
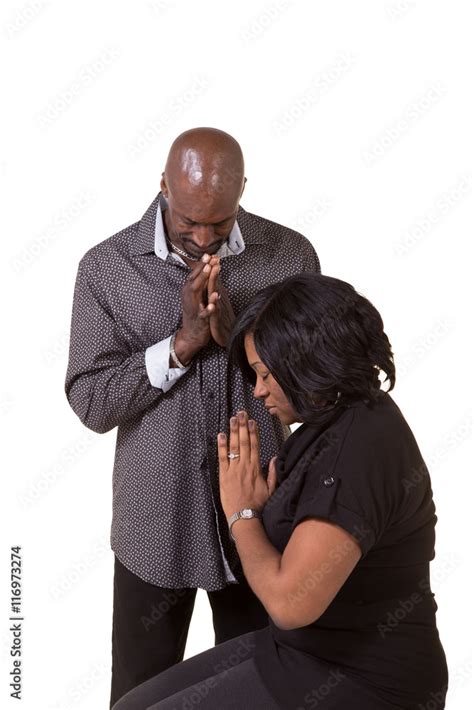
[228,508,262,542]
[169,331,187,369]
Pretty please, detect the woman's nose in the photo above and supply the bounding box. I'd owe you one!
[253,380,268,399]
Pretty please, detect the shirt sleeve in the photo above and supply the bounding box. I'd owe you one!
[291,416,390,558]
[145,335,190,392]
[301,236,321,273]
[64,255,179,434]
[292,475,377,558]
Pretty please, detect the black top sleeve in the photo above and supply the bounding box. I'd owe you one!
[291,408,397,558]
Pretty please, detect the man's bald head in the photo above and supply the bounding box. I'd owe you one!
[160,128,246,260]
[163,127,245,203]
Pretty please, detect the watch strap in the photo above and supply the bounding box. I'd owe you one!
[228,508,262,542]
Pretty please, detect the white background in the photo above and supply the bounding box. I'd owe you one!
[1,0,472,708]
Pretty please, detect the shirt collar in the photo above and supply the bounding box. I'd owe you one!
[131,192,268,258]
[154,193,245,263]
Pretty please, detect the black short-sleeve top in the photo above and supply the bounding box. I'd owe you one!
[253,393,448,709]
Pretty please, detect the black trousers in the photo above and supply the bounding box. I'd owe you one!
[111,630,280,710]
[110,556,270,708]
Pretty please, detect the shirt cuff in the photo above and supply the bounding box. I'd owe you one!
[145,335,190,392]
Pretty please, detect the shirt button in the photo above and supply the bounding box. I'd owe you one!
[323,476,335,487]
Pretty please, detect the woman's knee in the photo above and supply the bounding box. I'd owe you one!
[111,631,259,709]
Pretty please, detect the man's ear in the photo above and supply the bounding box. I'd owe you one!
[240,176,247,199]
[160,173,168,198]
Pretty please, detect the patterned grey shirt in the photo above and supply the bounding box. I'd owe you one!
[64,192,321,591]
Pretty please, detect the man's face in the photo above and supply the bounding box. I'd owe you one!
[161,176,242,258]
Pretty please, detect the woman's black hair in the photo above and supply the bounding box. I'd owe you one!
[227,273,395,426]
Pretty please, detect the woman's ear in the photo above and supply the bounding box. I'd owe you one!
[310,392,332,408]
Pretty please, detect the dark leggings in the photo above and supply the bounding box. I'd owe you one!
[111,630,279,709]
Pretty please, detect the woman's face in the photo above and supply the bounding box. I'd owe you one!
[244,333,301,426]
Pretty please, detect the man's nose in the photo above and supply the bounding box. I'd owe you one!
[191,224,215,249]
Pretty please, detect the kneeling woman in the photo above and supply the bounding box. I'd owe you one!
[113,273,448,710]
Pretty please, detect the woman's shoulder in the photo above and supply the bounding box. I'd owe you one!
[281,392,422,487]
[329,392,428,505]
[344,392,420,452]
[293,392,425,488]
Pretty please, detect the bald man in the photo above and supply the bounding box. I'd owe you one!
[65,127,321,707]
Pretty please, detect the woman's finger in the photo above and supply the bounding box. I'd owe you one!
[229,416,239,461]
[217,432,229,475]
[267,456,278,496]
[248,419,260,467]
[255,415,261,459]
[237,411,250,461]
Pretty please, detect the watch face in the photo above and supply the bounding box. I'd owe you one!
[241,509,253,518]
